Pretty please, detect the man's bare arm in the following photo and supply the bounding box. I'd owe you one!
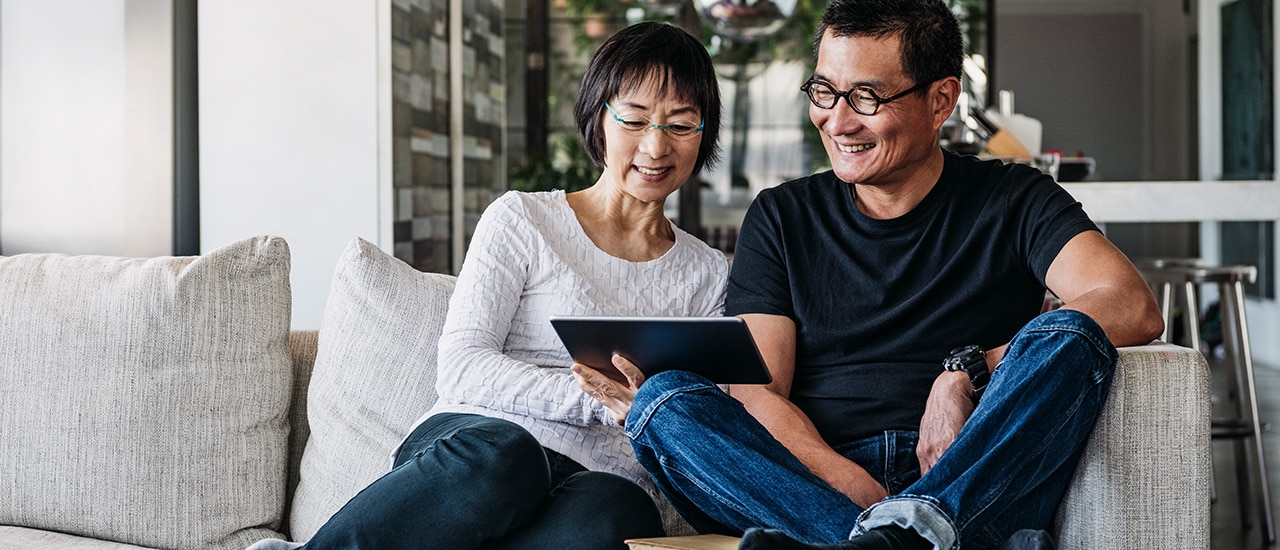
[1045,231,1164,347]
[729,313,889,508]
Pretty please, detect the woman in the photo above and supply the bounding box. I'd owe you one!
[248,21,725,550]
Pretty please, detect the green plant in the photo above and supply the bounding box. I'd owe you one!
[948,0,987,53]
[560,0,631,17]
[508,132,600,193]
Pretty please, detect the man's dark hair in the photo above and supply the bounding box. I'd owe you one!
[574,22,722,173]
[814,0,964,89]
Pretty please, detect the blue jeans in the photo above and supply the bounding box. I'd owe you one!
[626,309,1117,550]
[302,413,664,549]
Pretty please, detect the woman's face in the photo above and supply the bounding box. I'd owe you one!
[599,80,704,204]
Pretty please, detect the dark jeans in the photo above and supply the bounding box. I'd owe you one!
[627,309,1117,550]
[302,413,664,549]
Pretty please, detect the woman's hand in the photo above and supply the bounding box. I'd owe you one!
[917,370,975,475]
[572,354,646,426]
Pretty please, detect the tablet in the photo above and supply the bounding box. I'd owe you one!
[550,316,772,385]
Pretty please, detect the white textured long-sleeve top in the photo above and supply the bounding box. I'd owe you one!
[417,190,729,533]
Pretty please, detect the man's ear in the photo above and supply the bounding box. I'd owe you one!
[930,77,962,132]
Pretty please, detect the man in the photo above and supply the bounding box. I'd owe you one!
[574,1,1164,548]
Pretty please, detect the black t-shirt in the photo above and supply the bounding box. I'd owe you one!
[726,151,1098,446]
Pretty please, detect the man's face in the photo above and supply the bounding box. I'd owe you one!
[809,30,944,187]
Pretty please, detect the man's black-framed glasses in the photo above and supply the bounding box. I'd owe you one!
[800,79,931,116]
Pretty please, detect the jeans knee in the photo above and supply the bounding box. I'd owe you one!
[412,417,550,497]
[1015,310,1115,360]
[460,418,544,470]
[629,370,720,436]
[1022,310,1109,349]
[564,472,653,511]
[636,370,715,404]
[1000,309,1117,391]
[562,472,664,540]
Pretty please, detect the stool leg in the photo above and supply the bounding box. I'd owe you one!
[1220,285,1255,532]
[1224,280,1276,544]
[1158,280,1174,343]
[1184,280,1201,352]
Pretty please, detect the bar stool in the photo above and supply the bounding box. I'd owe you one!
[1137,257,1204,346]
[1142,263,1274,543]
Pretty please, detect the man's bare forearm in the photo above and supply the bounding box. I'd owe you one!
[730,384,889,508]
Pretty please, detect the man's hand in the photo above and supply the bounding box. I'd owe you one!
[917,370,976,474]
[833,464,891,508]
[573,354,645,425]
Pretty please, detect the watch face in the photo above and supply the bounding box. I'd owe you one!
[944,345,985,373]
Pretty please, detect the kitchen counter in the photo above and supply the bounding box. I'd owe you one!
[1062,180,1280,223]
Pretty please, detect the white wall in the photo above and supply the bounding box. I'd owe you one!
[198,1,388,329]
[997,0,1195,181]
[0,0,172,257]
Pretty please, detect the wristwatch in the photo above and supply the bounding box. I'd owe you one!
[943,345,990,402]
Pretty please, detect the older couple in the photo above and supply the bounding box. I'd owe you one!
[253,2,1159,549]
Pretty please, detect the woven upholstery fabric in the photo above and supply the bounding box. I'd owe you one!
[0,236,293,550]
[0,526,156,549]
[289,238,455,541]
[1054,342,1211,549]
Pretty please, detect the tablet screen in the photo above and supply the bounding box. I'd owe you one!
[550,316,772,385]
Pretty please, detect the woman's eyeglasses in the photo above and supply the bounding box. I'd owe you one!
[604,102,704,141]
[800,79,931,116]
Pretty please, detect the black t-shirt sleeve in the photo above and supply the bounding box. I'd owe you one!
[726,190,793,318]
[1006,169,1100,286]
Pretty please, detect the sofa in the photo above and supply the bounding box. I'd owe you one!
[0,235,1211,549]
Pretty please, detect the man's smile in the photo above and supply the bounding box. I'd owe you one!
[837,143,876,153]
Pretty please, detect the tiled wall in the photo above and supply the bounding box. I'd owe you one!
[391,0,504,273]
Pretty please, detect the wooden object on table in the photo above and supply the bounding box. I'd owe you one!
[983,128,1032,159]
[967,105,1033,159]
[625,534,742,550]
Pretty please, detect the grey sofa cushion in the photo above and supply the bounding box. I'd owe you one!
[289,237,455,541]
[0,526,156,549]
[0,236,293,550]
[1053,342,1211,548]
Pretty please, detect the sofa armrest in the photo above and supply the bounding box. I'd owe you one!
[284,330,319,535]
[1053,342,1211,548]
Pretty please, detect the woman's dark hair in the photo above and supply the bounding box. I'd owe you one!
[814,0,963,90]
[573,22,722,174]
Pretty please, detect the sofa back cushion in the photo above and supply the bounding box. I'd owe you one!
[289,237,455,541]
[0,236,293,549]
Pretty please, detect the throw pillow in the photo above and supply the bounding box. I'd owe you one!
[0,236,293,549]
[289,237,455,541]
